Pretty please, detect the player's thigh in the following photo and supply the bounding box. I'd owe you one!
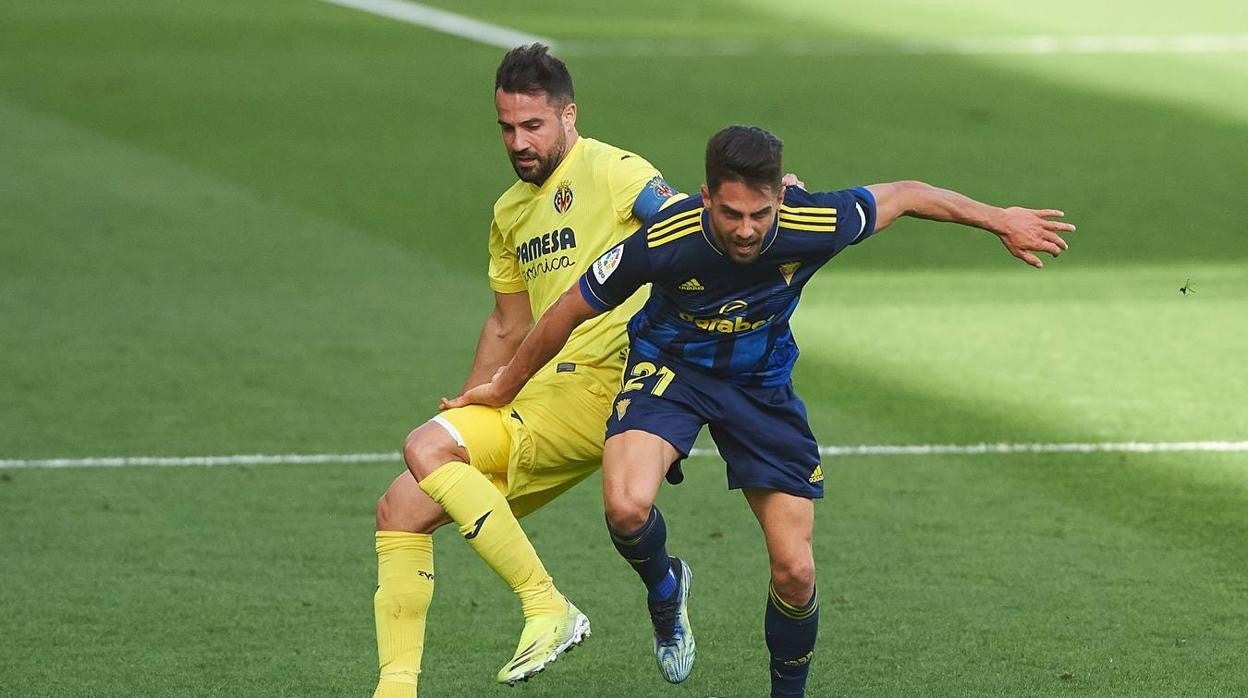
[427,405,511,478]
[500,368,616,515]
[510,366,617,466]
[601,430,680,525]
[397,406,512,513]
[376,470,452,533]
[601,391,704,530]
[406,397,609,521]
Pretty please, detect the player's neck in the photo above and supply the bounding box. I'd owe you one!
[533,131,580,188]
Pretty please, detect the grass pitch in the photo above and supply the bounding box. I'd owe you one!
[2,1,1246,695]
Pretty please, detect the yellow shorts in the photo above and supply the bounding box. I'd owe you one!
[433,362,618,518]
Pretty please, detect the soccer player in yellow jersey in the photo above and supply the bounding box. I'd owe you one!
[370,44,677,697]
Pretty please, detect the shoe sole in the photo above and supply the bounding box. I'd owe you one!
[502,612,592,686]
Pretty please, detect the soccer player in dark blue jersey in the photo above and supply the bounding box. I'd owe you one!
[445,125,1075,696]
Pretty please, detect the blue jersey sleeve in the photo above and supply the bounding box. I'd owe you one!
[846,186,877,241]
[578,229,652,312]
[790,186,877,259]
[631,175,679,222]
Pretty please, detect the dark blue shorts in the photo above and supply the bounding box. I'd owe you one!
[605,354,824,499]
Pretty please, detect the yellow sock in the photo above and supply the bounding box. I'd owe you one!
[419,461,564,618]
[373,531,434,698]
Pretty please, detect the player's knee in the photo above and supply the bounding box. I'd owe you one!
[603,492,650,533]
[402,429,444,481]
[771,559,816,605]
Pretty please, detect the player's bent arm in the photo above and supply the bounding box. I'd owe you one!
[442,286,602,409]
[458,291,533,394]
[865,180,1076,268]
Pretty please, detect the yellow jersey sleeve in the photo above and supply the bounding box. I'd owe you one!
[606,152,661,223]
[487,217,526,294]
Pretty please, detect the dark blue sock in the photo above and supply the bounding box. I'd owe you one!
[608,507,676,601]
[765,585,819,698]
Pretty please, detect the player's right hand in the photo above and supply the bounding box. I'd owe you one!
[993,207,1074,268]
[440,366,513,410]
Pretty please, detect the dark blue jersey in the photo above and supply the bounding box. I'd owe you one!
[578,185,878,386]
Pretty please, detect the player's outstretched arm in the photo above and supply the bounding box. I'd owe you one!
[456,291,534,394]
[441,285,602,409]
[866,180,1075,268]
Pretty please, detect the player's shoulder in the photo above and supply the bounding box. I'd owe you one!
[781,185,839,210]
[578,137,659,182]
[578,136,645,163]
[779,186,873,231]
[638,194,703,256]
[644,191,702,228]
[782,184,874,210]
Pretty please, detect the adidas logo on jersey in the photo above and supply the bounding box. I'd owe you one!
[678,278,705,291]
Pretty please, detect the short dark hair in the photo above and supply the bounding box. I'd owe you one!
[705,125,784,193]
[495,43,574,104]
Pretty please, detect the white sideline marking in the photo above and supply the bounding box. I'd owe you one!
[557,34,1248,57]
[3,441,1246,470]
[318,0,554,49]
[0,453,398,469]
[800,441,1248,457]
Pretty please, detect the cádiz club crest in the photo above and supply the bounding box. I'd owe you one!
[779,261,802,285]
[553,180,573,214]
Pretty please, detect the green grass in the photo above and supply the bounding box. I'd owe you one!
[2,0,1246,695]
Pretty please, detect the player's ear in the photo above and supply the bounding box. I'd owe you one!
[561,101,577,129]
[700,183,712,206]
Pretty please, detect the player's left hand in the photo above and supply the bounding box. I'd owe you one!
[993,208,1075,268]
[781,172,806,190]
[440,366,514,410]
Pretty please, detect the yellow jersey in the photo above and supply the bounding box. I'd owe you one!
[488,137,660,371]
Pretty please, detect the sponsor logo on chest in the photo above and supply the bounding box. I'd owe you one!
[677,299,774,334]
[516,227,579,280]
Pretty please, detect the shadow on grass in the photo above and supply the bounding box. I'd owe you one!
[0,0,1244,280]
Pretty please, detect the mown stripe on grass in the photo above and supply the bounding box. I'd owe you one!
[559,34,1248,57]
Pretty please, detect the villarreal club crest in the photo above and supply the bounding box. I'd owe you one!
[553,180,574,214]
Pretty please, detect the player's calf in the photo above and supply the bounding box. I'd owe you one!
[765,581,819,698]
[607,506,677,601]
